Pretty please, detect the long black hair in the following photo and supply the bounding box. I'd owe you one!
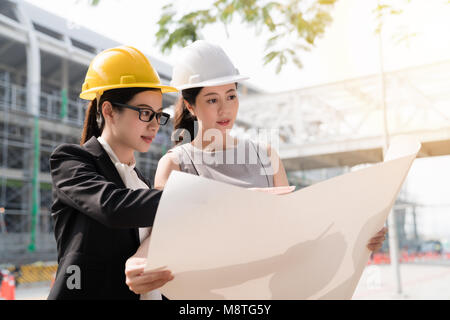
[172,87,201,145]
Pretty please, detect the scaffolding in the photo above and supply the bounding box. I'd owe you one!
[0,0,177,264]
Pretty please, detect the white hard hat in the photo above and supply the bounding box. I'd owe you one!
[170,40,249,90]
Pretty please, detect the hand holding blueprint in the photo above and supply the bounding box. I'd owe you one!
[145,137,421,299]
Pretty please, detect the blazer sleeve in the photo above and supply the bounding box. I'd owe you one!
[50,143,163,228]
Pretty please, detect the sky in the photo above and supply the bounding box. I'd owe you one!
[24,0,450,92]
[24,0,450,241]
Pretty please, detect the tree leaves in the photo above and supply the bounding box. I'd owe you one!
[89,0,338,73]
[156,0,338,73]
[87,0,100,6]
[156,5,216,53]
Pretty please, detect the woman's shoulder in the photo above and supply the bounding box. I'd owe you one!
[51,142,86,157]
[51,136,106,159]
[167,142,190,153]
[154,146,182,187]
[167,143,181,154]
[166,143,192,160]
[50,142,96,164]
[49,142,98,176]
[159,146,183,168]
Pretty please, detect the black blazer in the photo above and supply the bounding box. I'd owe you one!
[47,136,162,300]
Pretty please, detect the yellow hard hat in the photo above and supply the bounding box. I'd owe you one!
[80,45,178,100]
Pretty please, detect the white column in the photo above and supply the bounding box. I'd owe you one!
[377,3,402,294]
[15,0,41,249]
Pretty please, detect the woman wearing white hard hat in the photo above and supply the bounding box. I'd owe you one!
[125,40,388,297]
[167,40,287,188]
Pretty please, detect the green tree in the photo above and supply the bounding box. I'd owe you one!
[373,0,414,43]
[156,0,337,73]
[86,0,100,5]
[87,0,449,72]
[88,0,338,73]
[373,0,449,45]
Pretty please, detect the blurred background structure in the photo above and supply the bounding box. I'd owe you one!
[0,0,449,299]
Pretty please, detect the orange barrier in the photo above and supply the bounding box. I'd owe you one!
[368,251,450,265]
[0,273,15,300]
[50,272,56,288]
[0,274,7,299]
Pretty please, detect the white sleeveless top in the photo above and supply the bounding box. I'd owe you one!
[168,139,274,188]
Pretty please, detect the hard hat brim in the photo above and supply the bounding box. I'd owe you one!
[173,75,250,91]
[79,83,178,100]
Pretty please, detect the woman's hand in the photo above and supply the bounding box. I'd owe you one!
[125,256,174,294]
[367,227,388,252]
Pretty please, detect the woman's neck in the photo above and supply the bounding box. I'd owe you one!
[100,132,135,165]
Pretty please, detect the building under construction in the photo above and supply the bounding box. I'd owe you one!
[0,0,179,264]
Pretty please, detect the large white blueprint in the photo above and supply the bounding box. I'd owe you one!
[145,137,421,299]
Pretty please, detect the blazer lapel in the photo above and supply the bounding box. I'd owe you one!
[83,136,141,245]
[134,168,152,189]
[83,136,126,188]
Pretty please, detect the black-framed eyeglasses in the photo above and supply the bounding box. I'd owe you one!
[111,102,170,125]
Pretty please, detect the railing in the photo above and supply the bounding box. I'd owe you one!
[0,80,27,113]
[238,59,450,147]
[39,91,85,125]
[0,79,85,126]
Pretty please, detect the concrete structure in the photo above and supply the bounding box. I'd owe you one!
[238,59,450,170]
[0,0,174,264]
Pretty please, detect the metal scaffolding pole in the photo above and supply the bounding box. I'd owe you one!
[15,1,41,252]
[1,73,9,236]
[377,5,403,294]
[61,57,68,122]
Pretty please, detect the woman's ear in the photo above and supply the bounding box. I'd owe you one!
[101,101,115,124]
[184,99,195,117]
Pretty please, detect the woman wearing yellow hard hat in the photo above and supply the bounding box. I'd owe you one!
[125,40,388,298]
[48,46,177,300]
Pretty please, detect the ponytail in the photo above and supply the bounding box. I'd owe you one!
[172,87,202,145]
[173,97,196,145]
[80,98,102,145]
